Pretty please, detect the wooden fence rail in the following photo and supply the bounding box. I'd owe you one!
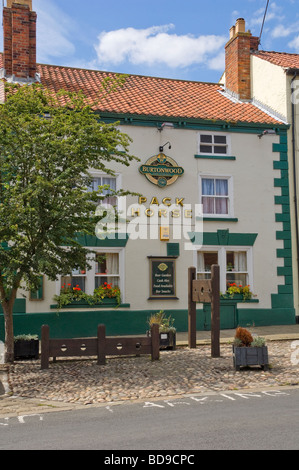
[41,323,160,370]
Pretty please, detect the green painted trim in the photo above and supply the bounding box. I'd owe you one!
[64,234,129,248]
[167,243,180,257]
[274,161,288,170]
[197,217,239,222]
[273,143,288,153]
[194,154,236,160]
[50,303,130,310]
[237,308,295,327]
[98,112,289,133]
[276,213,290,222]
[0,299,26,314]
[2,304,295,341]
[271,131,294,313]
[189,229,258,246]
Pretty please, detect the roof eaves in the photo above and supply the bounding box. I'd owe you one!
[98,110,288,130]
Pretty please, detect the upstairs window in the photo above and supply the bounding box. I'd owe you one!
[88,175,117,207]
[199,134,229,155]
[201,177,231,216]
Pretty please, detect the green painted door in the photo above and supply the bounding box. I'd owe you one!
[202,301,237,330]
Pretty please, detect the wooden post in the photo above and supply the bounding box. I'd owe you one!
[188,266,197,348]
[41,324,50,370]
[97,324,106,365]
[211,265,220,358]
[151,323,160,361]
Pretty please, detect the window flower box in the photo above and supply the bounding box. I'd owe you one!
[53,283,121,309]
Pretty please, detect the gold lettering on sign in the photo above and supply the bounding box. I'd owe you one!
[176,198,184,207]
[162,197,171,206]
[171,210,181,218]
[131,208,140,217]
[150,197,159,205]
[145,209,154,217]
[159,209,168,218]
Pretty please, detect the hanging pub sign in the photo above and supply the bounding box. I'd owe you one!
[148,256,178,300]
[139,154,184,188]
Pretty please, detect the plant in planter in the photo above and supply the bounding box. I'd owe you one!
[14,334,39,360]
[93,283,121,306]
[147,310,176,350]
[53,282,121,308]
[53,283,93,308]
[233,327,269,371]
[222,283,254,301]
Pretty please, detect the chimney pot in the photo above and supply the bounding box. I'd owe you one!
[235,18,246,34]
[7,0,32,10]
[229,25,236,39]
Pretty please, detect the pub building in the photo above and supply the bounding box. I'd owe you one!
[0,2,296,338]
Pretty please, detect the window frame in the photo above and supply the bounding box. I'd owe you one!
[88,170,124,211]
[198,132,231,156]
[194,246,253,294]
[56,247,125,301]
[199,174,234,218]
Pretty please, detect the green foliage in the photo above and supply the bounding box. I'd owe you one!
[0,81,137,362]
[53,283,121,308]
[251,336,266,347]
[234,327,266,348]
[148,310,176,333]
[0,83,137,303]
[221,283,253,301]
[14,334,38,342]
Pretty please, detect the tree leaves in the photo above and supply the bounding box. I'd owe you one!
[0,82,137,300]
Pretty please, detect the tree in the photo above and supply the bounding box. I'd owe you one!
[0,83,136,363]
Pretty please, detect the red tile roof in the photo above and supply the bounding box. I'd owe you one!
[254,51,299,69]
[0,53,283,125]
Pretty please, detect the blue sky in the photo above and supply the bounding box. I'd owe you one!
[1,0,299,82]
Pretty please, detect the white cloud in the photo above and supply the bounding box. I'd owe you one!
[272,21,299,39]
[289,35,299,51]
[208,52,225,71]
[94,25,226,69]
[36,1,76,63]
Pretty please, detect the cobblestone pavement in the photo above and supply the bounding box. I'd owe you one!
[1,339,298,416]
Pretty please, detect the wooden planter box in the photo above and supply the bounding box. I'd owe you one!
[159,331,176,350]
[14,339,39,360]
[233,345,269,371]
[147,330,176,350]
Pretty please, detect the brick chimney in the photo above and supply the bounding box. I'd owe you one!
[225,18,259,101]
[3,0,37,81]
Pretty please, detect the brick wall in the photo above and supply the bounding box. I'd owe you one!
[3,3,36,79]
[225,20,259,101]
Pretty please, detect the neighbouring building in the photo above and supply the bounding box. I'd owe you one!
[222,17,299,321]
[0,2,296,339]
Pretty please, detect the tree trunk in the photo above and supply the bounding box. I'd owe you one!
[3,301,14,363]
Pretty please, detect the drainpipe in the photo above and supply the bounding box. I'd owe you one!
[291,72,299,304]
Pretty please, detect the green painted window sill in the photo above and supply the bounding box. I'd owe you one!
[219,296,259,303]
[196,217,239,222]
[51,301,130,309]
[194,154,236,160]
